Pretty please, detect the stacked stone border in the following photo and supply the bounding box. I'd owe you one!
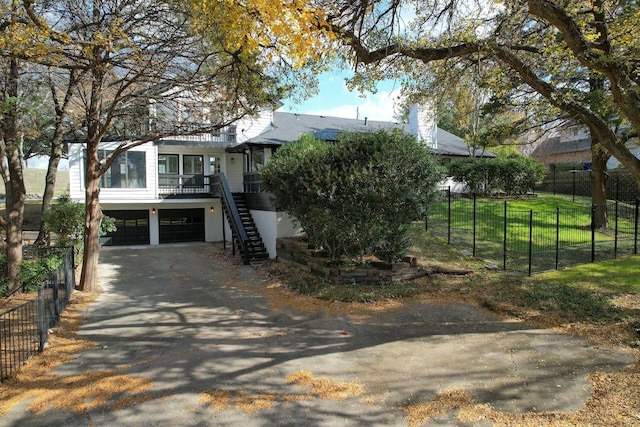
[276,237,426,284]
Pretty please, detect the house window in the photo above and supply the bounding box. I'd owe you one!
[251,149,264,171]
[212,125,237,142]
[183,155,203,175]
[158,154,179,174]
[98,150,146,189]
[209,157,221,174]
[226,125,237,142]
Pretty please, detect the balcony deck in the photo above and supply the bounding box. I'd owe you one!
[158,175,219,199]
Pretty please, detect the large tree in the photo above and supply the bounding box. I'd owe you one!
[13,0,333,292]
[329,0,640,186]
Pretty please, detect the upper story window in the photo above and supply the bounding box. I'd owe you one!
[209,157,221,174]
[99,150,146,189]
[211,125,237,143]
[183,155,203,175]
[158,154,179,175]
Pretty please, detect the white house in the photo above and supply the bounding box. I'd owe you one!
[68,100,483,262]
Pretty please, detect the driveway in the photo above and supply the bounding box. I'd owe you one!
[3,243,633,426]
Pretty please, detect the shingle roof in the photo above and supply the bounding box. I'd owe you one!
[242,111,493,157]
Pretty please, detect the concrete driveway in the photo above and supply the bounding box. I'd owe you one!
[4,243,633,426]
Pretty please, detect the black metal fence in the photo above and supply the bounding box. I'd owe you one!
[0,248,75,381]
[427,189,639,275]
[536,169,640,202]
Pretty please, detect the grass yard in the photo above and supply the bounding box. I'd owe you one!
[0,168,69,199]
[427,193,639,273]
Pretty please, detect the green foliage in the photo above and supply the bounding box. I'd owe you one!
[262,130,445,263]
[447,157,546,196]
[0,251,65,296]
[43,196,85,248]
[20,253,65,293]
[43,196,117,249]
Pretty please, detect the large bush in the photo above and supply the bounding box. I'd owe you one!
[261,130,445,263]
[43,196,116,250]
[447,157,546,196]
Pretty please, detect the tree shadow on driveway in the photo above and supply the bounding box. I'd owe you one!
[6,243,633,426]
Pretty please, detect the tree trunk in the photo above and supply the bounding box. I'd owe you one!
[79,174,102,292]
[0,58,26,294]
[35,71,80,246]
[34,140,63,246]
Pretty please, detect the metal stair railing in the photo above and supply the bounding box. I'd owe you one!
[214,173,251,264]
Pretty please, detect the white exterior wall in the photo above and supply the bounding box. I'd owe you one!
[225,154,245,192]
[409,103,437,149]
[234,111,274,143]
[276,212,301,239]
[250,210,278,258]
[250,210,301,258]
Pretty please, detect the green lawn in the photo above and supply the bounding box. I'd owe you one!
[0,168,69,199]
[427,193,638,272]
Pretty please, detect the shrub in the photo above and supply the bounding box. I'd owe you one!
[447,157,545,196]
[262,130,445,264]
[44,196,116,250]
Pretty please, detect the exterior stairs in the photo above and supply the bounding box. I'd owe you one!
[227,193,269,263]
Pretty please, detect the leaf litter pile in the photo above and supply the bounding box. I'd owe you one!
[0,291,155,416]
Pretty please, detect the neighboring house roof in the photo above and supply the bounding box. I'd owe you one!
[231,111,493,157]
[532,137,592,157]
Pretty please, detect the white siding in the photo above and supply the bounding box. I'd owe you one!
[233,110,274,143]
[225,155,244,192]
[68,144,84,202]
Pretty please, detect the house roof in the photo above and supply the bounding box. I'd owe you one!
[230,111,493,157]
[532,137,592,157]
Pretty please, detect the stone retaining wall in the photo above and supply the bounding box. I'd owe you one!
[276,237,427,284]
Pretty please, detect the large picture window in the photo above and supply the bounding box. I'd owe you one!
[99,150,146,189]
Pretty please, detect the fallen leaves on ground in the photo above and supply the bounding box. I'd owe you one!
[199,370,366,414]
[0,291,155,416]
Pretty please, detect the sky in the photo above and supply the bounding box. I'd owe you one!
[280,70,403,123]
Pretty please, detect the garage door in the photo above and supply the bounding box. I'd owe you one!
[159,208,205,243]
[102,210,150,245]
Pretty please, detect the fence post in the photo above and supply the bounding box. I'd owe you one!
[614,200,619,258]
[556,207,560,270]
[528,210,533,276]
[591,205,596,263]
[37,287,46,352]
[52,274,60,322]
[472,193,477,257]
[503,200,507,270]
[447,187,451,244]
[635,198,639,255]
